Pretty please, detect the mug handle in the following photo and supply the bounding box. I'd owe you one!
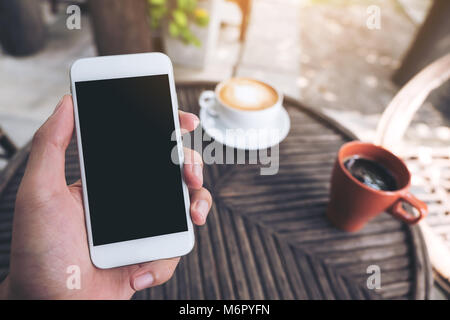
[199,90,218,117]
[389,192,428,224]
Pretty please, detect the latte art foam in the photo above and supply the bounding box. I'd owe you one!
[218,78,278,111]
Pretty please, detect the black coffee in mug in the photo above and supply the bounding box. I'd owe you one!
[343,156,398,191]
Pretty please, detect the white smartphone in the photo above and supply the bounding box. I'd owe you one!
[70,53,194,269]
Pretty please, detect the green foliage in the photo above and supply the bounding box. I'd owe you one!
[194,8,209,27]
[309,0,376,4]
[172,9,188,27]
[168,21,180,37]
[149,0,166,5]
[148,0,210,46]
[177,0,197,12]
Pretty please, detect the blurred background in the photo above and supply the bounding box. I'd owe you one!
[2,0,448,147]
[0,0,449,299]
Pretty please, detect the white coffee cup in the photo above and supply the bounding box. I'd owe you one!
[199,78,283,129]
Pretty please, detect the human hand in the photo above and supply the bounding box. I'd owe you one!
[0,95,212,299]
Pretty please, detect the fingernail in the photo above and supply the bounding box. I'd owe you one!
[193,164,202,180]
[195,200,209,219]
[52,97,64,115]
[134,273,154,291]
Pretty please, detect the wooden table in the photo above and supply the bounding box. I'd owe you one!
[0,82,432,299]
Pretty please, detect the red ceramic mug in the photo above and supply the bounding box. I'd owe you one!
[326,141,428,232]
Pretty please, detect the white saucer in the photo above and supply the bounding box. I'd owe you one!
[199,106,290,150]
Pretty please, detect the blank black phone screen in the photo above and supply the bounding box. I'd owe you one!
[75,75,188,246]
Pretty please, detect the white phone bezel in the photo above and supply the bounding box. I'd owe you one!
[70,53,194,269]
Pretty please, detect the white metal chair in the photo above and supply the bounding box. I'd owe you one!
[375,53,450,297]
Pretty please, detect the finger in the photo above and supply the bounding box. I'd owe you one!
[179,110,199,134]
[22,95,74,192]
[69,179,82,188]
[190,187,212,225]
[183,147,203,190]
[68,179,83,203]
[130,257,180,291]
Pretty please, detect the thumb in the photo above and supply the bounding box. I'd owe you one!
[22,95,74,193]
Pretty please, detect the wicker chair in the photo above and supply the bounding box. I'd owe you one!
[375,53,450,297]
